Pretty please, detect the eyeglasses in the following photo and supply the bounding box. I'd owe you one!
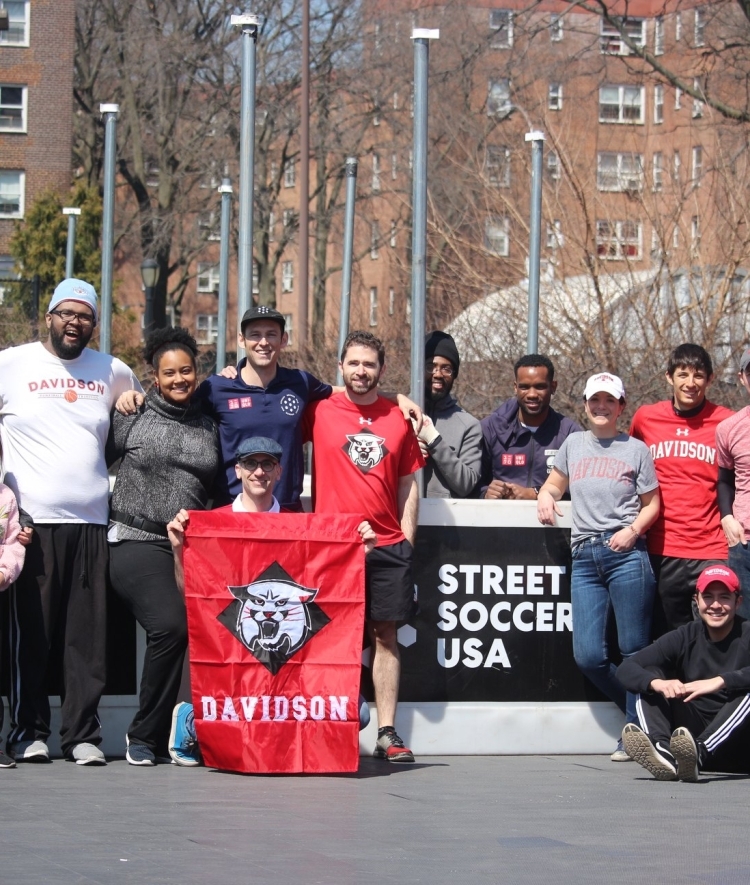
[426,362,454,377]
[50,308,95,327]
[238,458,278,473]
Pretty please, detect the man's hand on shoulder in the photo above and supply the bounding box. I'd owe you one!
[115,390,144,415]
[219,365,238,379]
[397,393,423,433]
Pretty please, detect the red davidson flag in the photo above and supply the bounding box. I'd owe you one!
[183,510,365,774]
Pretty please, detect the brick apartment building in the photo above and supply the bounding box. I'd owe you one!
[175,0,744,367]
[0,0,75,294]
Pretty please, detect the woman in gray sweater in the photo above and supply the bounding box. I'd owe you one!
[107,327,219,766]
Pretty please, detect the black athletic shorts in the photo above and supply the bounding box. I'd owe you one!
[365,539,415,622]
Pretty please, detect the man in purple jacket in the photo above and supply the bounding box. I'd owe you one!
[480,354,581,500]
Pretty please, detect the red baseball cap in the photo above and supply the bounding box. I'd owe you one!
[696,565,740,594]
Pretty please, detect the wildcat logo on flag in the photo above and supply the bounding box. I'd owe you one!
[183,510,365,774]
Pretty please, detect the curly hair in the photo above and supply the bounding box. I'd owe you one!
[340,330,386,366]
[143,326,199,370]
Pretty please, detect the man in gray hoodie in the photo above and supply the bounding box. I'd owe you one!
[416,332,482,498]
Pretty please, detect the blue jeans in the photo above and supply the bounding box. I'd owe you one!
[571,534,655,724]
[728,544,750,620]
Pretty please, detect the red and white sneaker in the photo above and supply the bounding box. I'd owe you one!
[373,727,415,763]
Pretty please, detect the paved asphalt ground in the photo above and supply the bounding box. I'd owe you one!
[1,754,748,885]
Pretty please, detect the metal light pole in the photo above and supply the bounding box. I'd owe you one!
[141,258,159,339]
[99,103,118,353]
[231,14,259,333]
[217,177,234,372]
[62,207,81,279]
[298,0,309,349]
[409,29,439,415]
[336,158,358,385]
[525,130,545,355]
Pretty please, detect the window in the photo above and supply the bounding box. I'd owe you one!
[548,83,563,111]
[673,226,680,248]
[0,170,24,217]
[547,151,560,181]
[692,146,703,183]
[389,287,395,315]
[599,85,644,124]
[198,211,220,241]
[391,153,398,180]
[281,260,294,293]
[485,145,510,187]
[653,152,663,191]
[252,261,260,295]
[546,220,563,250]
[692,78,704,118]
[650,227,660,255]
[282,208,295,231]
[0,85,26,131]
[408,149,413,171]
[654,85,664,123]
[600,18,645,55]
[675,87,682,110]
[691,215,701,248]
[487,78,511,117]
[596,152,643,192]
[390,220,397,248]
[675,12,683,41]
[283,314,293,346]
[268,210,276,242]
[673,151,681,181]
[372,153,381,192]
[195,314,218,345]
[490,10,513,48]
[0,2,29,45]
[392,91,399,110]
[283,158,296,188]
[370,221,380,259]
[197,262,220,293]
[484,216,510,257]
[369,287,378,326]
[596,220,642,259]
[550,13,563,42]
[654,17,664,54]
[694,7,705,47]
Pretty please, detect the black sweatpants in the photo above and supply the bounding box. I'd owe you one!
[109,539,187,756]
[635,689,750,774]
[649,556,720,637]
[7,524,108,756]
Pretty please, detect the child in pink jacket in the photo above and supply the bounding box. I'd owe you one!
[0,480,27,769]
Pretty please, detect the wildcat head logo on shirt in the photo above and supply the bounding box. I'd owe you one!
[343,429,388,473]
[217,562,330,675]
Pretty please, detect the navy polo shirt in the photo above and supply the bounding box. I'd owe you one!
[197,363,332,507]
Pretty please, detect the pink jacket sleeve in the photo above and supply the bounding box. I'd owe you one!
[0,485,25,591]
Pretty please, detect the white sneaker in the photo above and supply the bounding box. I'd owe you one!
[9,739,50,763]
[70,742,106,766]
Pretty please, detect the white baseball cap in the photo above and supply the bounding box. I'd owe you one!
[583,372,625,401]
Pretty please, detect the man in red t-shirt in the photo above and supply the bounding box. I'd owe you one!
[630,343,733,635]
[304,330,423,763]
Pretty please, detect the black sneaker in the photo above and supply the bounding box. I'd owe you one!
[670,727,700,782]
[373,727,415,763]
[622,724,677,781]
[0,750,16,769]
[126,738,156,767]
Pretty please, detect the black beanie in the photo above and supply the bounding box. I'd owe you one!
[425,330,460,377]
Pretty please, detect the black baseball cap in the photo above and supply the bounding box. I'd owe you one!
[240,306,286,334]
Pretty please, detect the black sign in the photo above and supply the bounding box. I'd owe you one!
[397,525,593,703]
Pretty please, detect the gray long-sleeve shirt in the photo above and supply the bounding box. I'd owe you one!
[424,394,482,498]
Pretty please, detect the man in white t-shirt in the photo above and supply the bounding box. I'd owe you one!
[0,278,140,765]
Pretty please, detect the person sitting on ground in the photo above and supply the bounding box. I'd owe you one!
[618,564,750,782]
[166,436,376,767]
[481,354,581,500]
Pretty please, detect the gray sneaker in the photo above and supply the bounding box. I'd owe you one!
[622,724,677,781]
[670,727,699,782]
[9,739,50,763]
[70,742,106,766]
[610,739,631,762]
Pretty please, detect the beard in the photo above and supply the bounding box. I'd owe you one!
[48,324,91,360]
